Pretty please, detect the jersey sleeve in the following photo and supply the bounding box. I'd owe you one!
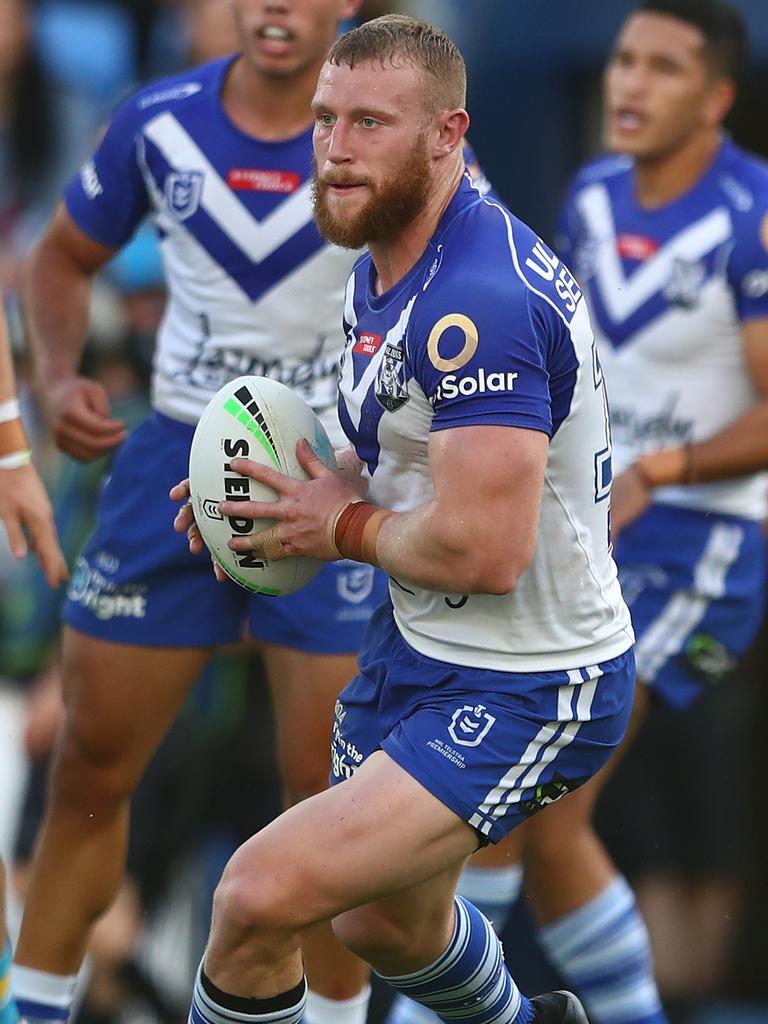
[408,278,555,437]
[726,201,768,321]
[64,95,150,249]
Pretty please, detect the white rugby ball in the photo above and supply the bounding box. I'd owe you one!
[188,375,337,596]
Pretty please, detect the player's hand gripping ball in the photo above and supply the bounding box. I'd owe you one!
[188,375,337,595]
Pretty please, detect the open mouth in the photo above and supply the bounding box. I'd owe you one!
[257,24,294,49]
[612,107,646,131]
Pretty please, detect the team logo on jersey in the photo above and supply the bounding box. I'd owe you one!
[427,313,478,371]
[742,269,768,298]
[227,169,300,193]
[353,332,383,356]
[375,343,410,412]
[165,170,204,220]
[336,563,375,604]
[448,704,496,748]
[663,258,706,309]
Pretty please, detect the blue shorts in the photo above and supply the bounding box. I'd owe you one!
[64,413,387,653]
[330,603,635,844]
[615,503,766,709]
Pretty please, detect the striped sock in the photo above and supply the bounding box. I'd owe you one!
[0,940,18,1024]
[538,876,668,1024]
[11,966,77,1024]
[378,896,533,1024]
[190,964,306,1024]
[385,867,524,1024]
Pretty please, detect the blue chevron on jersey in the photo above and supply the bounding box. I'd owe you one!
[558,137,768,520]
[64,56,359,428]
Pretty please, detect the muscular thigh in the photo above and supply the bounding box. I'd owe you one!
[59,628,210,786]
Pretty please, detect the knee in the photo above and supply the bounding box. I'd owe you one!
[48,723,135,815]
[212,846,316,942]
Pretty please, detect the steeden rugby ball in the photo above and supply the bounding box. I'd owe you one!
[188,375,337,596]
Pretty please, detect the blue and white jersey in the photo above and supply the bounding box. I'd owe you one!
[65,57,357,442]
[558,137,768,520]
[338,177,633,672]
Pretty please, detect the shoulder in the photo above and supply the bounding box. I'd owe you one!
[110,58,228,131]
[714,141,768,224]
[566,152,633,199]
[426,198,581,328]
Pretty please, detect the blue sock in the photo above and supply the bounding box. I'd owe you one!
[378,896,533,1024]
[385,867,524,1024]
[11,966,77,1024]
[1,940,18,1024]
[538,876,668,1024]
[190,963,306,1024]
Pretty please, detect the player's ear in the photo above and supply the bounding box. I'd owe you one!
[433,108,470,158]
[702,76,736,127]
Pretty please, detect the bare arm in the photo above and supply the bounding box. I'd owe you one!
[374,425,548,594]
[23,203,126,461]
[612,317,768,534]
[198,425,549,596]
[0,306,67,585]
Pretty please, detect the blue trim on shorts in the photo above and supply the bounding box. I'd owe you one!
[64,412,386,653]
[615,502,766,709]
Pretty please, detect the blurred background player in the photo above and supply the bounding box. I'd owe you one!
[389,3,768,1024]
[0,301,67,1024]
[9,3,394,1024]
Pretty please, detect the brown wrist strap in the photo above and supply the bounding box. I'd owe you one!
[333,501,392,565]
[0,417,28,457]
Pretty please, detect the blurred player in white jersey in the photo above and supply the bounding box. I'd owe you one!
[173,14,635,1024]
[388,4,768,1024]
[0,303,67,1024]
[10,4,396,1024]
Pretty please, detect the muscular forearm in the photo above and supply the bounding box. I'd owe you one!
[338,500,524,596]
[22,240,94,385]
[634,401,768,487]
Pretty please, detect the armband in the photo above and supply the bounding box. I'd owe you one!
[332,500,393,565]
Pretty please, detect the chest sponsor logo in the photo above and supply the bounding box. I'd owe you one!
[353,332,383,356]
[165,170,204,220]
[663,257,706,309]
[138,82,202,109]
[448,703,496,748]
[227,168,301,193]
[431,368,518,403]
[617,233,659,261]
[375,343,410,412]
[427,313,479,371]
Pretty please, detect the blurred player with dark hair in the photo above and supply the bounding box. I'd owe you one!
[389,4,768,1024]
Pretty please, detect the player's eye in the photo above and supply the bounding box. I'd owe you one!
[360,117,378,129]
[316,113,335,126]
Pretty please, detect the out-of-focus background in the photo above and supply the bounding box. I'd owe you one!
[1,3,767,1023]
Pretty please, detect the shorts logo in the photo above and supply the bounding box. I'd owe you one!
[519,773,583,817]
[427,313,478,372]
[337,563,375,604]
[165,170,204,220]
[449,703,496,747]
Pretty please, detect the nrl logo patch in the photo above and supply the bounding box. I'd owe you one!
[165,170,204,220]
[448,703,496,748]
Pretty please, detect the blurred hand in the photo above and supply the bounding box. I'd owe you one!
[42,376,127,461]
[0,463,68,586]
[610,466,652,543]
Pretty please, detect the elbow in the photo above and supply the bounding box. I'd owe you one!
[466,551,531,596]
